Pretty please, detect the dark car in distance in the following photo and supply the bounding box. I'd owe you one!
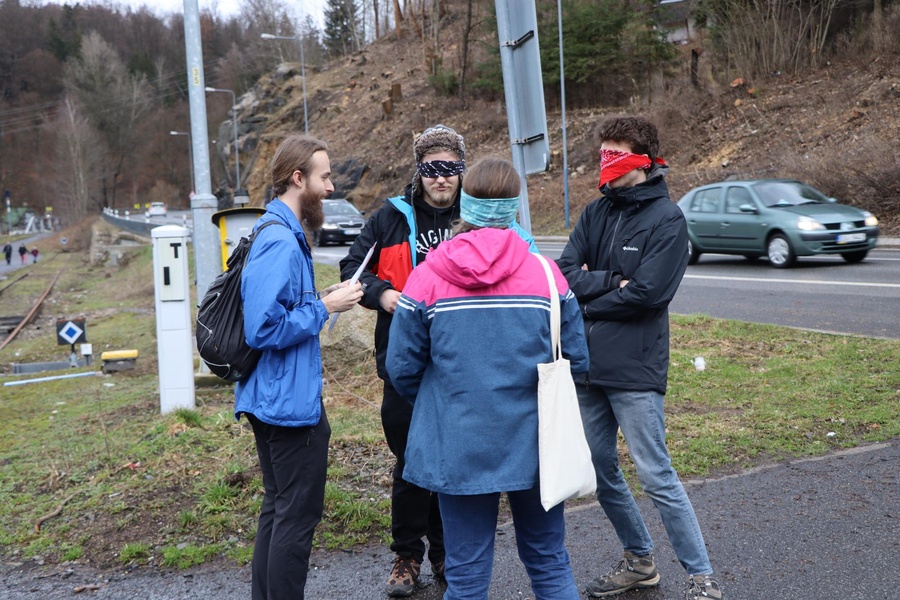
[314,199,367,246]
[677,179,879,268]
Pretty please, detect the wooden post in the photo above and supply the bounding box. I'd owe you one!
[391,82,402,103]
[691,48,701,89]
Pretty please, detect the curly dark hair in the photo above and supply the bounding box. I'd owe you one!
[596,116,659,162]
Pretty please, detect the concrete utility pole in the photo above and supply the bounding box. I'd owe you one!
[183,0,221,294]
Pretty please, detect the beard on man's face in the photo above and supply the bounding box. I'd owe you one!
[301,193,325,230]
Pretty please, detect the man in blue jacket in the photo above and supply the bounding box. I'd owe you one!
[557,116,723,600]
[236,135,362,600]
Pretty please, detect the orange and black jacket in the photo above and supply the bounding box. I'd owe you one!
[339,189,447,380]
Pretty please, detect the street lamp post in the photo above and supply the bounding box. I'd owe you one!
[169,130,194,194]
[203,87,243,201]
[261,33,308,135]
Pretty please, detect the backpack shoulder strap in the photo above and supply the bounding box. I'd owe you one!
[250,219,286,241]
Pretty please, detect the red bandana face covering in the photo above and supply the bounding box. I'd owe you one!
[598,149,665,188]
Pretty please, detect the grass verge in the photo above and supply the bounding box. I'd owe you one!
[1,220,897,571]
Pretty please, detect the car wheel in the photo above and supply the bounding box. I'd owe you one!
[687,240,701,265]
[767,234,795,268]
[841,250,868,264]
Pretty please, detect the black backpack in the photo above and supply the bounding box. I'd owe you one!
[196,220,285,382]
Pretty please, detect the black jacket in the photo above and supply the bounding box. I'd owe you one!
[340,187,458,380]
[556,165,688,393]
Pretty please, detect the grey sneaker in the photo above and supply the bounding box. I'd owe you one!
[685,574,724,599]
[585,551,660,597]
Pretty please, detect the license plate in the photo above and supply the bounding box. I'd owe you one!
[836,233,865,244]
[343,228,361,235]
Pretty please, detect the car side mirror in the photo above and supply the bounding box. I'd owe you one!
[360,210,367,216]
[739,204,759,214]
[826,197,838,204]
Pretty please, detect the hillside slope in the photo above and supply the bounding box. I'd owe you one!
[222,22,900,236]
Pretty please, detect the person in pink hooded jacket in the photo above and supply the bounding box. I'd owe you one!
[387,157,589,600]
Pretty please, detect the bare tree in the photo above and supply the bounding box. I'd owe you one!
[63,31,150,209]
[458,0,474,103]
[706,0,850,78]
[392,0,404,37]
[54,96,104,219]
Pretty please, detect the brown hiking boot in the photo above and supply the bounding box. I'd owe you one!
[386,556,421,597]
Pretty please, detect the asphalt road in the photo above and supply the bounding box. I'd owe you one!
[317,242,900,338]
[535,240,900,339]
[174,218,900,340]
[3,440,897,599]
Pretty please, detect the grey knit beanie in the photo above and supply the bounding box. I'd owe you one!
[413,124,466,163]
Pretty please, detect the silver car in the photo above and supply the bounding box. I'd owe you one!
[677,179,879,268]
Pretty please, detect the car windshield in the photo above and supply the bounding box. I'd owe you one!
[324,202,361,216]
[751,181,829,207]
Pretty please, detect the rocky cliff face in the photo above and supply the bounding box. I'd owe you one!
[214,25,900,235]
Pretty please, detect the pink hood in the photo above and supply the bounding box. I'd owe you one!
[425,228,532,290]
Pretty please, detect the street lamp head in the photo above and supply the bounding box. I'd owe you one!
[261,33,298,41]
[260,32,308,136]
[170,130,188,136]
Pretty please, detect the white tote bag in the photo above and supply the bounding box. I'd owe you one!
[535,254,597,511]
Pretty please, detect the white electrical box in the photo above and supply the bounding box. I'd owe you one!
[151,225,195,414]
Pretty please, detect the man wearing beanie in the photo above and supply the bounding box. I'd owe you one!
[340,125,535,597]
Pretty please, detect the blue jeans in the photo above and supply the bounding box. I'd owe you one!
[576,385,712,575]
[438,486,579,600]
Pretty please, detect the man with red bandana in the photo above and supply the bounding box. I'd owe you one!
[557,116,724,600]
[341,124,537,597]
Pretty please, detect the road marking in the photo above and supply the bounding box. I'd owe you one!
[684,274,900,289]
[790,255,900,262]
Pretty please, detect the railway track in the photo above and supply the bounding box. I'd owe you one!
[0,253,65,351]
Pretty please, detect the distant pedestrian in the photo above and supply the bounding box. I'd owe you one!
[2,241,11,265]
[31,247,39,263]
[18,244,27,265]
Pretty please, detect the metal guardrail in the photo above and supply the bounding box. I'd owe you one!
[101,209,192,239]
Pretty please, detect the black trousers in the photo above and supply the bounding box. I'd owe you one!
[381,380,444,564]
[247,409,330,600]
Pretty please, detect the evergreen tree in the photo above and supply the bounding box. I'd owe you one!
[538,0,631,86]
[322,0,362,58]
[45,6,82,62]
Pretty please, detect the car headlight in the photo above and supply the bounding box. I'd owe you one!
[796,216,825,231]
[863,211,879,227]
[320,223,340,230]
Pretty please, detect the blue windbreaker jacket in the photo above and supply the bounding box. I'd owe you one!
[234,199,330,427]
